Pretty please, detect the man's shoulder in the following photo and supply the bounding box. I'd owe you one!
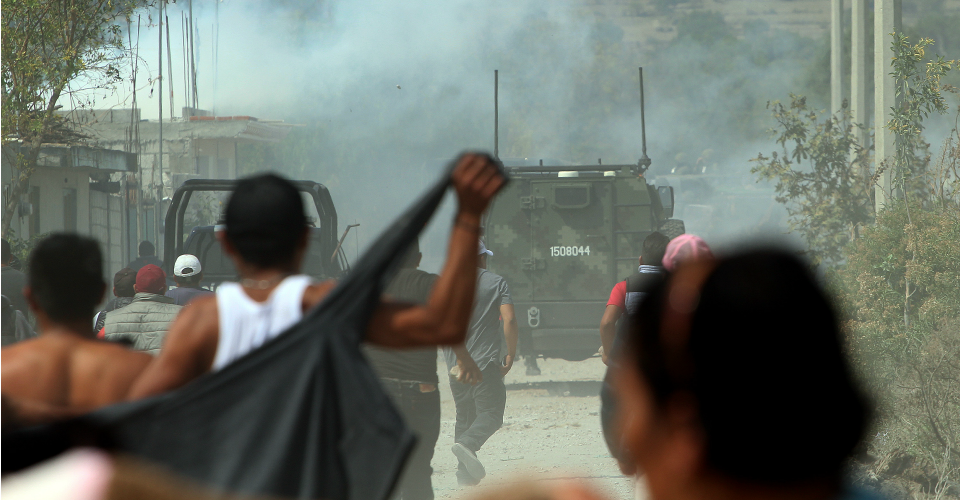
[478,268,506,284]
[110,295,183,316]
[3,335,74,359]
[400,268,439,284]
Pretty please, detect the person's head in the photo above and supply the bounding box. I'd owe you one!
[138,240,155,257]
[134,264,167,295]
[616,249,868,498]
[25,234,105,328]
[639,231,670,267]
[662,234,714,272]
[478,240,493,269]
[400,239,422,269]
[219,173,308,273]
[173,254,203,286]
[2,238,12,266]
[113,268,137,298]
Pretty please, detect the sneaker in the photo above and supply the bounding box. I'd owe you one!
[456,470,480,487]
[451,443,486,481]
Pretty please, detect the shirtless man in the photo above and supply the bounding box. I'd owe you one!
[129,153,505,399]
[2,234,153,424]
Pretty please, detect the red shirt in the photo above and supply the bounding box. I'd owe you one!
[607,281,627,310]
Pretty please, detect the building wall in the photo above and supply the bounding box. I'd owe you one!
[24,167,90,238]
[192,138,237,180]
[2,161,127,283]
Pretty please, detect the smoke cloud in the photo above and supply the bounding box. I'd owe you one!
[94,0,849,267]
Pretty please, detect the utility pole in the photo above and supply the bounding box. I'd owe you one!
[157,1,164,255]
[494,70,499,160]
[874,0,901,212]
[831,0,844,114]
[851,0,867,147]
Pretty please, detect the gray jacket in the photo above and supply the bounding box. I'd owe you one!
[104,293,182,355]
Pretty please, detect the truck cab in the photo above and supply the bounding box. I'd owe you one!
[162,179,350,288]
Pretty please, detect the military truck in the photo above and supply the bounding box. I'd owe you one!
[162,179,352,287]
[481,68,683,362]
[483,160,682,361]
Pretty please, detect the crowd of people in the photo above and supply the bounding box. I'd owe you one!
[1,153,880,500]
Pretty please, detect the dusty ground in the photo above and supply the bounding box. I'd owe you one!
[429,356,640,500]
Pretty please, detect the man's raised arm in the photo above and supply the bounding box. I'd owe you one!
[366,153,505,348]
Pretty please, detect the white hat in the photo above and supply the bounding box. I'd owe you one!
[174,254,202,277]
[478,240,493,257]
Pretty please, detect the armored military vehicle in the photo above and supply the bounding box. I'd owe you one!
[483,69,684,362]
[163,179,352,287]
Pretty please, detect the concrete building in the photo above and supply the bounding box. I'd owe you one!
[1,143,137,277]
[59,107,292,263]
[2,107,291,280]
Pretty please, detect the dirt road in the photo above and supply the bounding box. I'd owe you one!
[429,356,639,500]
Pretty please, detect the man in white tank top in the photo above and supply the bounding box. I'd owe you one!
[128,154,505,400]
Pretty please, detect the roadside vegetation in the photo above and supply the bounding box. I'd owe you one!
[754,34,959,498]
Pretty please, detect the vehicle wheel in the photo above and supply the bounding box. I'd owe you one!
[659,219,686,239]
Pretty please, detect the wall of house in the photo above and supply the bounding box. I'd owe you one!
[2,164,127,283]
[192,138,237,180]
[23,167,90,238]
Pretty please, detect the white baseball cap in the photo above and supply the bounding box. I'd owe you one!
[478,240,493,256]
[174,254,202,277]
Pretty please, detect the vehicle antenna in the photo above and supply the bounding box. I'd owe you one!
[494,69,499,160]
[638,67,651,174]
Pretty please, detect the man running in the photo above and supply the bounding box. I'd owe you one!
[444,240,517,486]
[1,234,153,423]
[129,153,505,399]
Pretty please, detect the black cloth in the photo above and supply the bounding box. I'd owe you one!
[93,296,136,333]
[2,157,504,500]
[128,255,164,272]
[2,265,29,315]
[613,270,665,355]
[380,379,441,500]
[450,363,506,454]
[365,268,440,384]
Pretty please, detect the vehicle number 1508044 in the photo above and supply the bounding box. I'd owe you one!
[550,246,591,257]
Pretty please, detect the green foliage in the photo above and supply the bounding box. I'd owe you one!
[887,35,958,200]
[1,0,150,236]
[840,202,960,338]
[4,232,48,271]
[751,95,874,267]
[837,203,960,483]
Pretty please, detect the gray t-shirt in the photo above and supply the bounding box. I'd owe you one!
[444,268,512,371]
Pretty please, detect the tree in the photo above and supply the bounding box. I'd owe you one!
[838,201,960,496]
[750,96,875,267]
[1,0,149,236]
[751,51,959,495]
[887,35,957,204]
